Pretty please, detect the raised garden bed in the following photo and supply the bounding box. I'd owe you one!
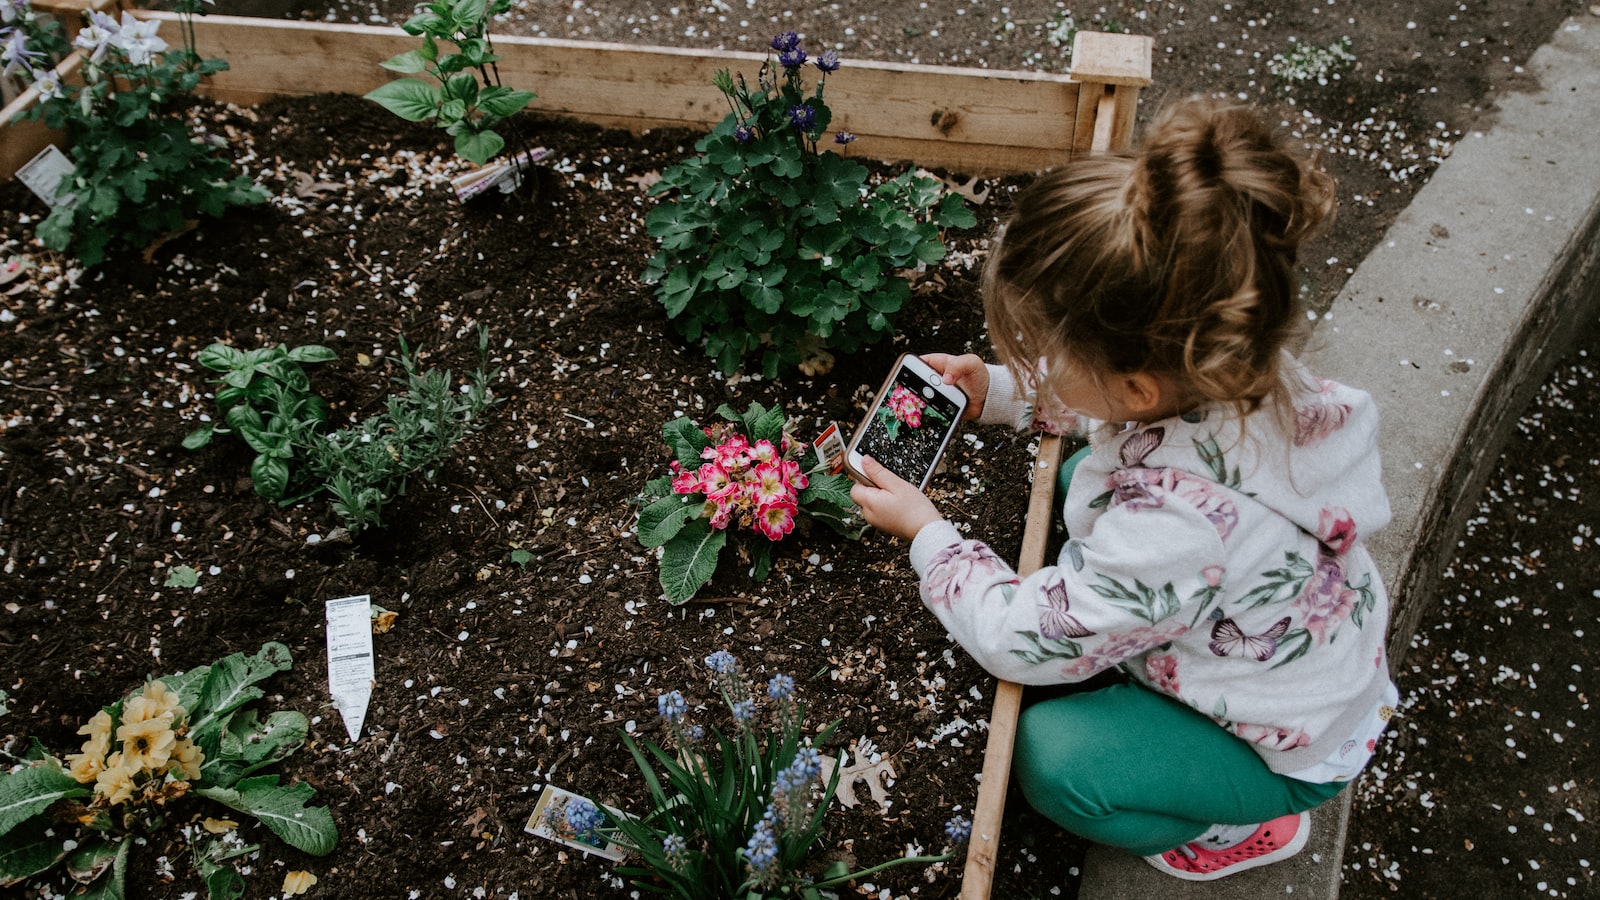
[0,14,1151,895]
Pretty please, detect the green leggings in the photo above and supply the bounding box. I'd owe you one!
[1016,445,1344,856]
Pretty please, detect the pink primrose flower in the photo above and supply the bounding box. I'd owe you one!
[778,458,808,492]
[704,435,752,471]
[887,385,926,428]
[670,462,702,495]
[697,462,734,497]
[749,439,780,465]
[749,462,795,507]
[754,499,799,540]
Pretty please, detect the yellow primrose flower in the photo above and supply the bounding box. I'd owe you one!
[66,710,115,783]
[94,754,137,806]
[202,816,239,834]
[282,870,318,895]
[170,737,205,782]
[116,716,177,773]
[123,680,183,725]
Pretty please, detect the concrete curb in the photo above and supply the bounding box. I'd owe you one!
[1078,13,1600,900]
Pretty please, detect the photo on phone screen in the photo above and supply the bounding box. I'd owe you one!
[848,357,965,490]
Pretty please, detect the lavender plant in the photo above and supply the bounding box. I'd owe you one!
[602,651,969,898]
[641,33,977,377]
[364,0,537,168]
[3,0,266,266]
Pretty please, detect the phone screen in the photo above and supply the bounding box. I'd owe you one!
[853,364,963,488]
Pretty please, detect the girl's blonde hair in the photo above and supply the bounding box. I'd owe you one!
[983,97,1335,422]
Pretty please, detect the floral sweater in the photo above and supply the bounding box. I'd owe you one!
[908,363,1396,776]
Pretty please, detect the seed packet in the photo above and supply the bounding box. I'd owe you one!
[524,784,628,861]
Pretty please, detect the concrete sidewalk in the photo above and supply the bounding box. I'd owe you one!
[1078,12,1600,900]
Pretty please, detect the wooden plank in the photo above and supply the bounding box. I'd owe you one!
[959,435,1066,899]
[2,16,1150,178]
[0,53,81,183]
[1069,31,1156,87]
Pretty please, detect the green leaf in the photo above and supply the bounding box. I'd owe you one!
[0,814,69,886]
[377,49,432,74]
[636,494,700,549]
[659,519,726,605]
[195,776,337,856]
[250,454,290,501]
[197,343,242,373]
[799,472,855,509]
[164,565,200,588]
[363,79,441,122]
[476,86,536,118]
[65,836,119,886]
[286,345,338,365]
[0,763,90,838]
[182,424,216,451]
[661,416,712,469]
[68,839,128,900]
[455,128,504,166]
[202,710,310,789]
[184,643,295,743]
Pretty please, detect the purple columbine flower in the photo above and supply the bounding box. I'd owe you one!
[815,49,841,73]
[787,104,816,131]
[778,47,807,70]
[770,31,800,52]
[833,131,857,145]
[734,123,756,143]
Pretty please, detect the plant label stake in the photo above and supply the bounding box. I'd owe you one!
[15,143,73,206]
[324,594,376,742]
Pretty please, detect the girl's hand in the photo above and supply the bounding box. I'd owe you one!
[919,352,989,420]
[850,456,944,541]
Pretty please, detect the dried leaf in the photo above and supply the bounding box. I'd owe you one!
[282,870,319,895]
[202,816,239,833]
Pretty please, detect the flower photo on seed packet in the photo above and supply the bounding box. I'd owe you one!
[526,785,627,860]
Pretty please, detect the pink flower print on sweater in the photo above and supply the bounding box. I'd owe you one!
[1294,381,1353,446]
[1109,468,1240,540]
[1316,506,1359,556]
[1059,623,1187,679]
[1145,653,1181,694]
[924,541,1014,609]
[1231,721,1313,751]
[1293,551,1357,644]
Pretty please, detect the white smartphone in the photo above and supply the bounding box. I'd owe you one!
[845,353,968,490]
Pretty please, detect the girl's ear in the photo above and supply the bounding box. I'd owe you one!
[1116,372,1167,418]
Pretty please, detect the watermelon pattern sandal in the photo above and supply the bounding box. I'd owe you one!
[1142,812,1310,881]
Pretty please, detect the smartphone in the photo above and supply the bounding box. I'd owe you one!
[845,353,968,490]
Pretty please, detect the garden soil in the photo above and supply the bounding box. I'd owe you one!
[1,0,1593,898]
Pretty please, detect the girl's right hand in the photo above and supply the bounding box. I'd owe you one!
[920,353,989,420]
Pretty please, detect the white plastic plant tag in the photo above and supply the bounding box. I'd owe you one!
[812,421,847,475]
[16,144,73,207]
[324,594,376,742]
[524,784,628,861]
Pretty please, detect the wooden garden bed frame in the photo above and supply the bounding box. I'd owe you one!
[3,8,1149,179]
[1,11,1149,897]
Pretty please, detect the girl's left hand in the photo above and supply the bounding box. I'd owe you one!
[850,456,943,541]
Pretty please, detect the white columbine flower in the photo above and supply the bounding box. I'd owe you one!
[112,12,165,66]
[74,11,120,63]
[1,27,38,78]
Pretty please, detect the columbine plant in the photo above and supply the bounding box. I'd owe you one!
[636,401,859,604]
[603,651,969,899]
[641,33,977,377]
[0,643,336,898]
[365,0,537,167]
[183,331,499,534]
[4,0,266,266]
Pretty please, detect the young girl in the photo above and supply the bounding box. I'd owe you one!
[850,97,1397,881]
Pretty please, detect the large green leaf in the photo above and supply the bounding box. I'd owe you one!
[0,814,68,888]
[659,519,726,605]
[201,709,310,789]
[184,643,294,743]
[363,79,441,122]
[455,129,504,167]
[799,472,855,509]
[377,49,431,74]
[0,764,90,838]
[195,776,336,856]
[636,494,700,549]
[661,415,713,469]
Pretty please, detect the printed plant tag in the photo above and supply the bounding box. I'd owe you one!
[813,421,847,475]
[324,594,376,742]
[16,145,74,207]
[450,147,551,203]
[525,784,628,861]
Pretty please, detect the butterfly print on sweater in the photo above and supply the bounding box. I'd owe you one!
[1208,614,1291,661]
